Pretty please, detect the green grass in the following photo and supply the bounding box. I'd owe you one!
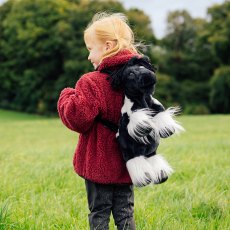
[0,109,229,230]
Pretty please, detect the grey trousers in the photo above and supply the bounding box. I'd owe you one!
[85,180,136,230]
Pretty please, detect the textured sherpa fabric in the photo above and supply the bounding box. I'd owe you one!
[58,50,138,184]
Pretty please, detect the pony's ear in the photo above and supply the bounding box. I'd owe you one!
[128,56,156,73]
[142,56,151,63]
[126,56,140,66]
[138,56,156,72]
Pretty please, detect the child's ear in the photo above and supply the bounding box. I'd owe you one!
[105,41,115,51]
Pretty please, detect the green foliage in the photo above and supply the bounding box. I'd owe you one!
[0,0,230,114]
[126,8,156,44]
[180,80,210,105]
[184,104,210,115]
[0,110,229,229]
[155,75,211,114]
[0,0,154,115]
[210,66,230,113]
[160,10,218,82]
[154,73,180,107]
[207,0,230,65]
[156,3,230,114]
[163,10,196,52]
[0,0,80,114]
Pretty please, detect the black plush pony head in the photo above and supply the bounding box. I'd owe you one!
[122,58,156,98]
[103,56,157,98]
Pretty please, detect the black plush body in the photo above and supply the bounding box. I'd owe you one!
[102,56,184,187]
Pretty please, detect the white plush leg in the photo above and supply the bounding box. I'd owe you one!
[126,156,155,187]
[146,154,174,183]
[127,108,156,144]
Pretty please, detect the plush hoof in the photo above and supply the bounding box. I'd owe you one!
[153,170,168,184]
[135,173,152,187]
[146,154,173,184]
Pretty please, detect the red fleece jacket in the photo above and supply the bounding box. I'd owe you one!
[58,50,138,184]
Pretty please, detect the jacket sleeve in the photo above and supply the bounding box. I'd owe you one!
[57,74,101,133]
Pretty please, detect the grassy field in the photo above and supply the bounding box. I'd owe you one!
[0,109,229,230]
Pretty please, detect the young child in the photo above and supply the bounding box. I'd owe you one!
[58,12,139,230]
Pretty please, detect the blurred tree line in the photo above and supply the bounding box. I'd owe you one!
[0,0,229,115]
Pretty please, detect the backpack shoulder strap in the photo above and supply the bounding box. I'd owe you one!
[96,117,118,133]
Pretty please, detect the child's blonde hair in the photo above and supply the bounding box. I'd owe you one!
[84,12,139,60]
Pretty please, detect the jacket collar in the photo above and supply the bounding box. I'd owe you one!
[97,49,140,71]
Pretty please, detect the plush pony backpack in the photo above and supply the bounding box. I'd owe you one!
[99,56,184,187]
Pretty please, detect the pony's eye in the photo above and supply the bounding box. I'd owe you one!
[128,73,135,80]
